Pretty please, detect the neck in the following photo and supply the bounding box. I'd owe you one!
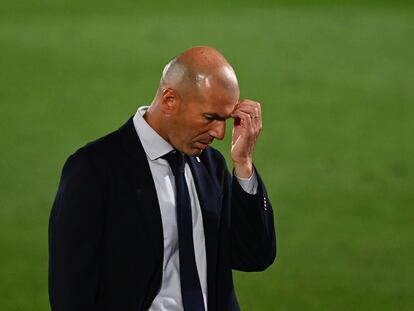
[143,104,171,144]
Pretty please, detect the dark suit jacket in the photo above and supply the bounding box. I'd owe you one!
[48,116,276,311]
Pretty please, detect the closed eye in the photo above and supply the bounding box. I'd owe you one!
[203,113,228,122]
[204,115,215,121]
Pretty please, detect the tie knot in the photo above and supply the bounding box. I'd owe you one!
[162,150,185,176]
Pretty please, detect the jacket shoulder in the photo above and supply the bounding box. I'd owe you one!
[62,126,121,176]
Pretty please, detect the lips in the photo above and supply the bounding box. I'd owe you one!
[197,141,211,149]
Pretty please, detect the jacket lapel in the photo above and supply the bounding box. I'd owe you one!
[117,116,164,302]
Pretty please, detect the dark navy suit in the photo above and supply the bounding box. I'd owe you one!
[48,116,276,311]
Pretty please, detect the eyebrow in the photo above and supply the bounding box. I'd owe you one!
[203,113,230,121]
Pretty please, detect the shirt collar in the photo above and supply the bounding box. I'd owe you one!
[132,106,174,161]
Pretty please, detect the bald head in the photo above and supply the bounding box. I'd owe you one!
[158,46,240,102]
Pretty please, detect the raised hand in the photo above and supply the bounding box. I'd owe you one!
[231,99,262,178]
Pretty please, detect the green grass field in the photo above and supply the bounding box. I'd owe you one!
[1,1,413,310]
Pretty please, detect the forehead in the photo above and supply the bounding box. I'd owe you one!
[198,86,238,118]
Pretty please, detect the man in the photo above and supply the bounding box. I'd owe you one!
[48,46,276,311]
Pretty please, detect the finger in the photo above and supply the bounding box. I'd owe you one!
[237,101,261,120]
[235,104,260,118]
[234,104,261,132]
[237,99,261,110]
[231,110,253,132]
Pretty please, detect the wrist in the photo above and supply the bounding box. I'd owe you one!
[233,161,253,178]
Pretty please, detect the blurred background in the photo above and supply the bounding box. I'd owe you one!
[1,0,413,310]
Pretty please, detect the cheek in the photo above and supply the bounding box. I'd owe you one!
[191,125,210,141]
[175,121,196,145]
[185,120,207,138]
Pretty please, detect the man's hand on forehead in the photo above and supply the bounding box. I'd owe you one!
[230,99,263,178]
[232,99,262,129]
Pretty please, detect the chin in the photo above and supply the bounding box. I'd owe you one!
[188,150,203,157]
[194,149,203,156]
[184,146,203,157]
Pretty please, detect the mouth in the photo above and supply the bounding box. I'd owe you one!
[196,141,211,150]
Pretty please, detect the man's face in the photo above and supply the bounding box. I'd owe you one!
[168,86,238,156]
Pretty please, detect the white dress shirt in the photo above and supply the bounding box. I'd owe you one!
[133,106,258,311]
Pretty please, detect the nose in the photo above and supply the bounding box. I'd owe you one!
[208,120,226,141]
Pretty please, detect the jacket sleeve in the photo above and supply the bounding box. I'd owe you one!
[228,166,276,272]
[48,150,105,311]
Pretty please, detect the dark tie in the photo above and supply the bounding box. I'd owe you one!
[162,150,206,311]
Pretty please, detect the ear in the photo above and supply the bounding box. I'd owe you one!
[161,88,180,115]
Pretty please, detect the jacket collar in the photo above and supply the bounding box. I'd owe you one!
[132,106,173,161]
